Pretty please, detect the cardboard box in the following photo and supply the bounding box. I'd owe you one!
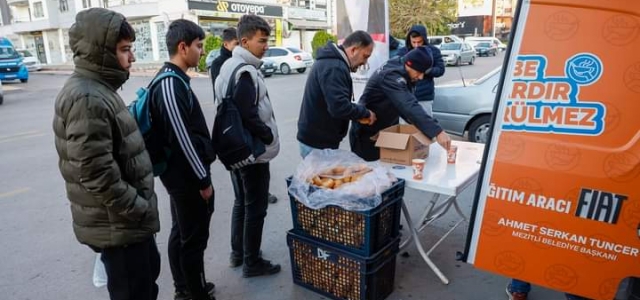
[375,124,432,165]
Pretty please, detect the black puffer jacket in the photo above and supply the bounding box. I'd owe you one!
[53,8,159,248]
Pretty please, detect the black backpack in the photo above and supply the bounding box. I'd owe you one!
[211,64,266,170]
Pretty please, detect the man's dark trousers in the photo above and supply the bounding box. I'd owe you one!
[167,187,215,300]
[100,237,161,300]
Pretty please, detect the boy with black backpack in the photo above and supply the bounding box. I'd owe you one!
[212,15,281,277]
[147,19,216,300]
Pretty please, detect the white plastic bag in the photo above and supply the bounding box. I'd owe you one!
[288,149,396,211]
[92,253,107,288]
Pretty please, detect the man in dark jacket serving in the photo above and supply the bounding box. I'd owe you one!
[297,30,377,157]
[350,47,451,161]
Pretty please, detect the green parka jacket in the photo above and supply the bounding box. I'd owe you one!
[53,8,159,248]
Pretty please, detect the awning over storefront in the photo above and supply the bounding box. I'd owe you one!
[286,19,329,30]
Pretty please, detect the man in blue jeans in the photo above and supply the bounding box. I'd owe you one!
[508,279,590,300]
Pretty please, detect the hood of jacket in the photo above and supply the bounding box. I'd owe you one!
[405,24,429,51]
[69,8,130,90]
[315,41,350,69]
[232,46,263,69]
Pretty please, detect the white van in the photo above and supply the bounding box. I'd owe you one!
[428,35,463,48]
[464,36,507,51]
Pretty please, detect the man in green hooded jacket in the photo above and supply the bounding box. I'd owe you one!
[52,8,160,300]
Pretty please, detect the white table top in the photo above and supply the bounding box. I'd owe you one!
[383,141,485,196]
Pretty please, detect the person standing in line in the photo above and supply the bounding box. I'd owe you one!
[213,15,281,277]
[148,19,216,300]
[53,7,160,300]
[209,27,278,204]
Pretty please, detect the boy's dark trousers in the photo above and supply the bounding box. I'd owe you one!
[167,187,215,300]
[100,237,161,300]
[229,162,270,267]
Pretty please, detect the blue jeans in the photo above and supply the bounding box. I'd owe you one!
[299,142,319,158]
[510,279,591,299]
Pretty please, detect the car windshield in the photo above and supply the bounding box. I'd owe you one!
[440,43,461,50]
[287,47,302,53]
[0,46,19,59]
[18,50,33,57]
[477,42,491,47]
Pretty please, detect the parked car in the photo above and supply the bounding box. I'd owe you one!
[465,37,507,52]
[16,49,42,71]
[260,58,276,77]
[428,35,463,48]
[205,49,221,69]
[472,42,498,57]
[440,42,476,66]
[432,67,502,143]
[264,47,313,75]
[0,37,28,83]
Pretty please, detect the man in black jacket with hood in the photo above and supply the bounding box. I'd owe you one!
[350,47,451,161]
[397,24,445,116]
[297,30,377,157]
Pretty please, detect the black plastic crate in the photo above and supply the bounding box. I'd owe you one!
[287,230,399,300]
[286,178,405,257]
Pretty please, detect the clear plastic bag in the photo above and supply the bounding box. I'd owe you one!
[288,149,396,211]
[92,253,107,288]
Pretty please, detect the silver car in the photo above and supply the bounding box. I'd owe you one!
[440,42,476,66]
[432,67,502,143]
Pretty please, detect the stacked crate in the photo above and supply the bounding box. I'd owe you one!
[286,178,405,300]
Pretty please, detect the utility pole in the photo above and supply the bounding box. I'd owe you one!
[491,0,497,37]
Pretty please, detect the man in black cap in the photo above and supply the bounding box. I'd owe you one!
[349,47,451,161]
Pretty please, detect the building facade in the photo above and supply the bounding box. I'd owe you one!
[0,0,333,65]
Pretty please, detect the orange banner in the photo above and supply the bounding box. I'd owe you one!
[466,0,640,299]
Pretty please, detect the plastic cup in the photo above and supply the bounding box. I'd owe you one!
[412,158,425,180]
[447,145,458,164]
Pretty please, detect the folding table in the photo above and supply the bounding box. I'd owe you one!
[384,141,485,284]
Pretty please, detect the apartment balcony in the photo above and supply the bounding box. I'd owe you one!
[7,0,29,7]
[11,18,58,33]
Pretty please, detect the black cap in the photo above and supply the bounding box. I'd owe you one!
[404,47,434,73]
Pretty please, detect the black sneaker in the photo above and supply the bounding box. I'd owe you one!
[268,193,278,204]
[229,250,263,268]
[174,282,215,300]
[229,253,243,268]
[243,259,281,278]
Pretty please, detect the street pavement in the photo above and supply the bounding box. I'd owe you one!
[0,52,568,300]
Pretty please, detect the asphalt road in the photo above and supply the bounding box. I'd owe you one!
[0,52,567,300]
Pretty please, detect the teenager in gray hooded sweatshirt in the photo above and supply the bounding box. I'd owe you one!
[213,15,281,278]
